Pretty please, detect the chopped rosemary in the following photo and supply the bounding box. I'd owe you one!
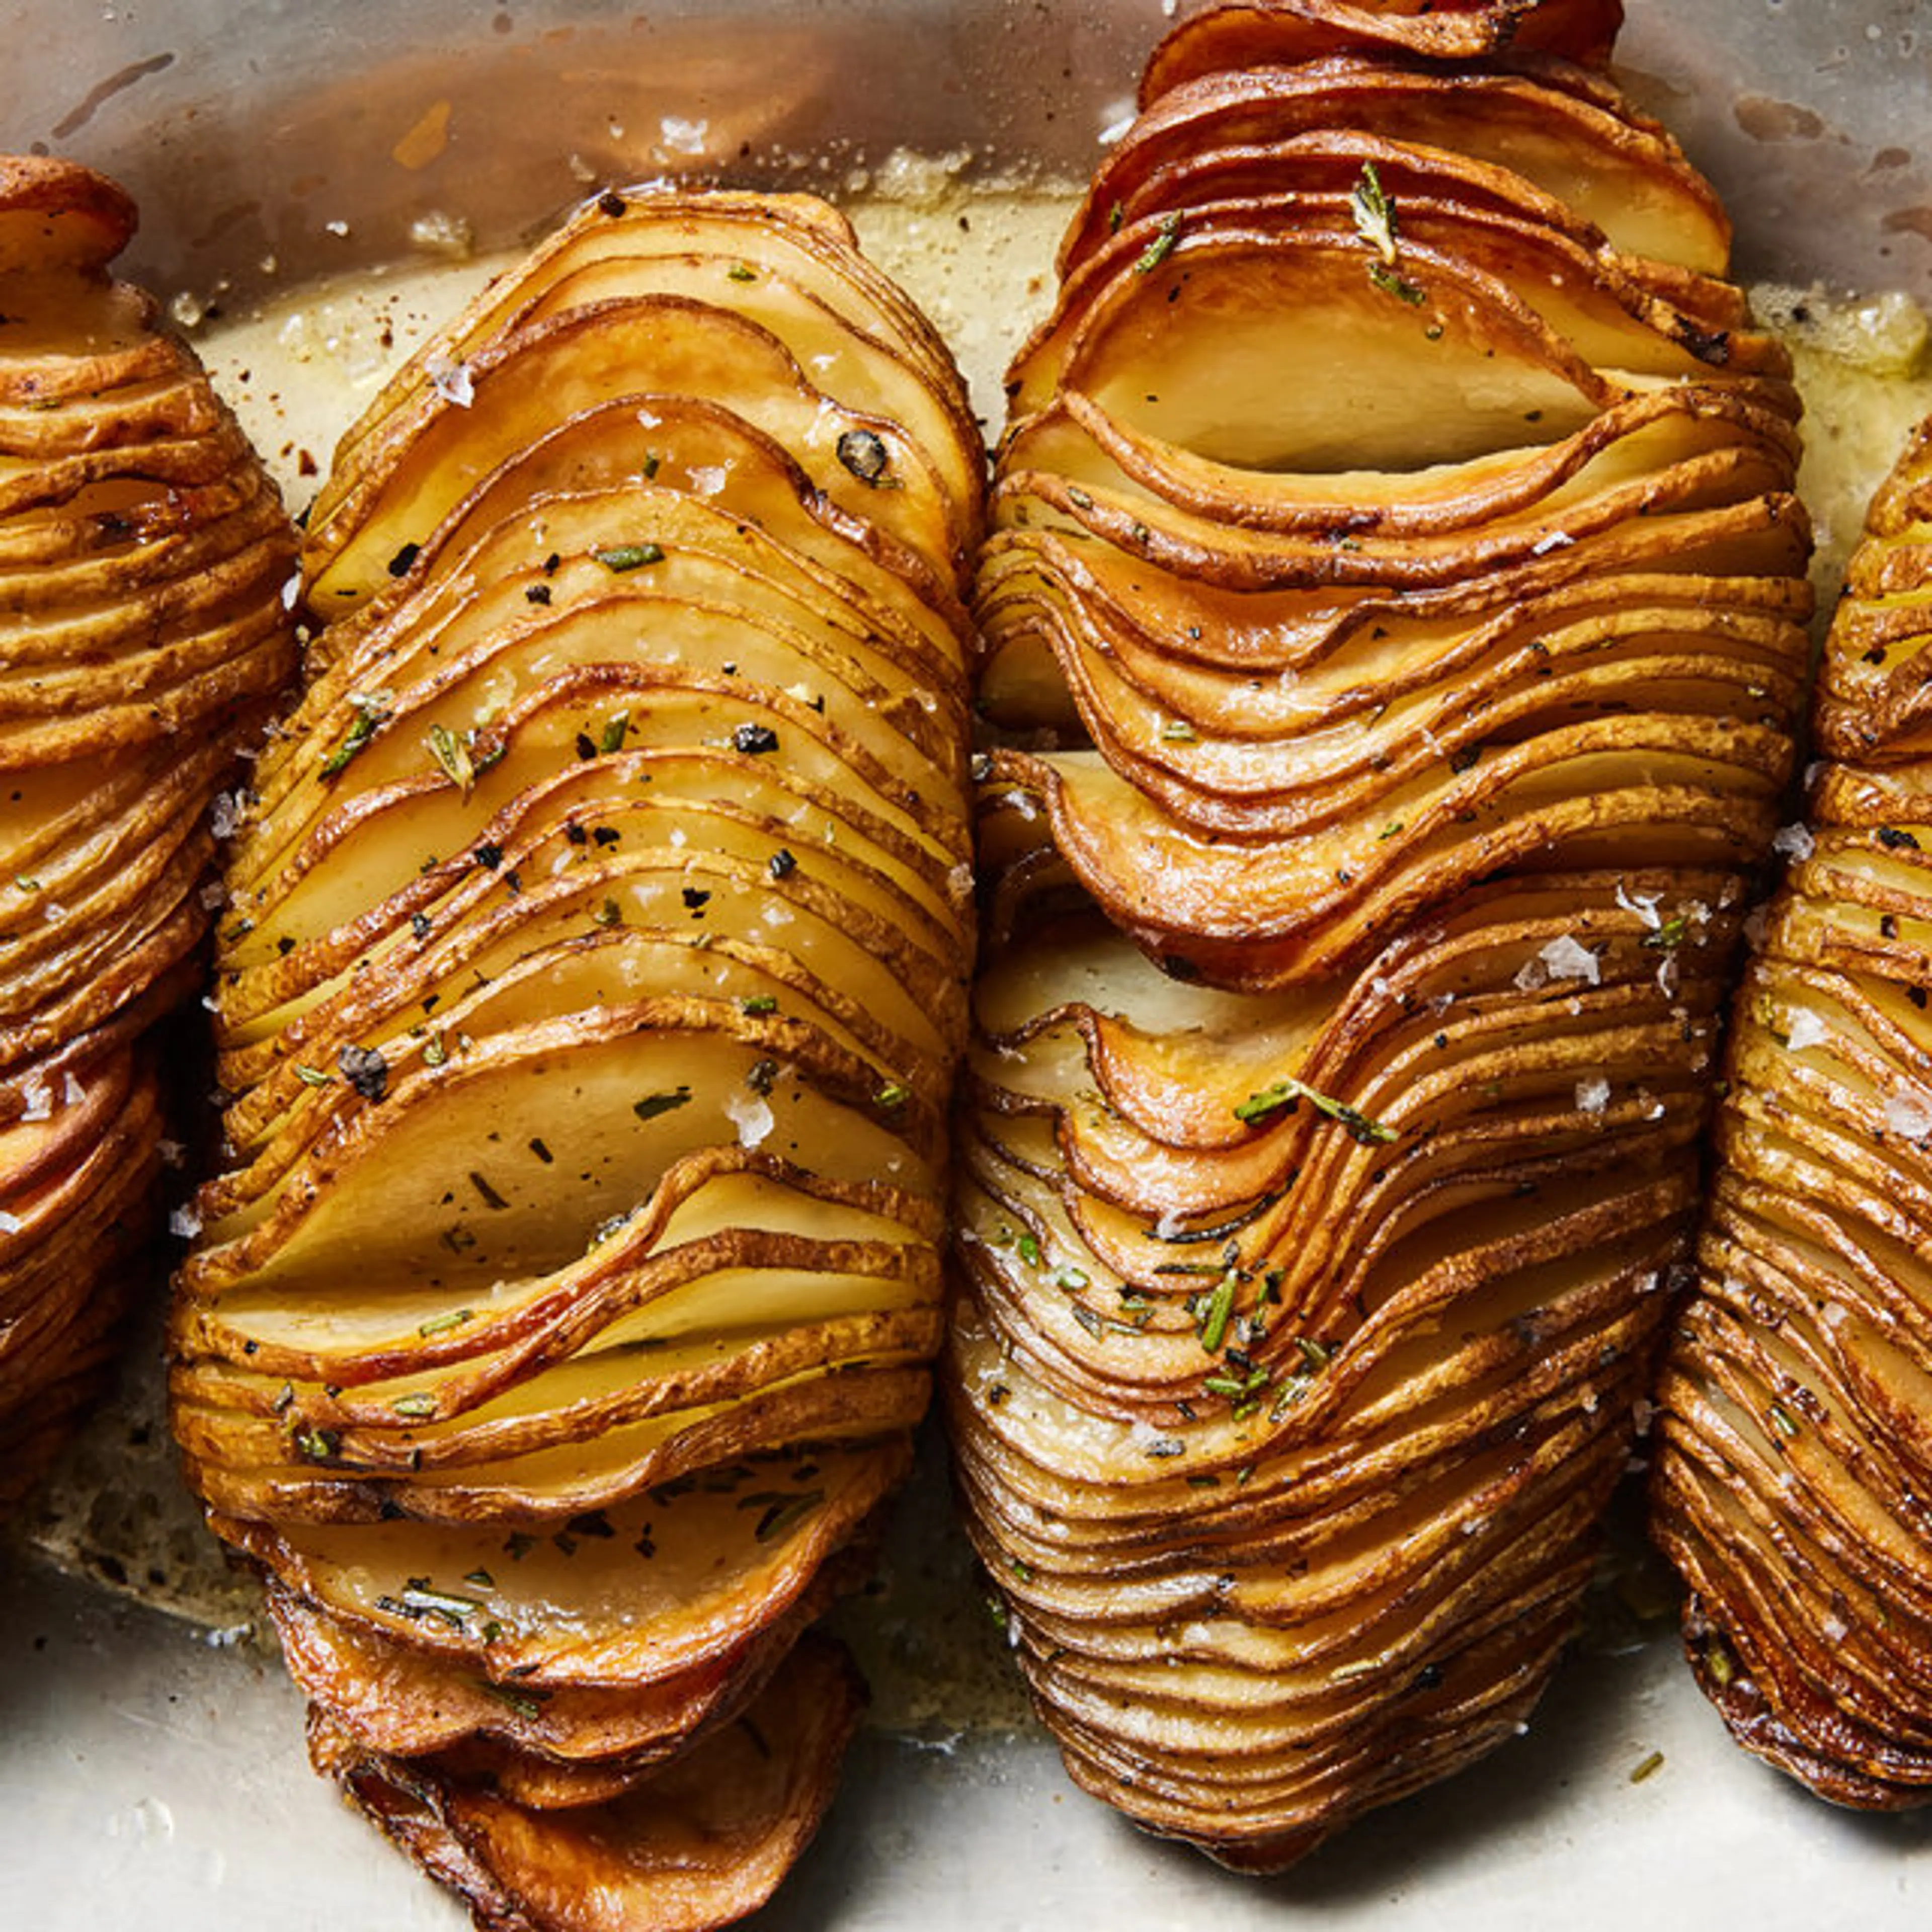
[1195,1269,1238,1355]
[426,721,474,793]
[1234,1075,1397,1145]
[753,1489,824,1543]
[397,1579,485,1628]
[1367,261,1426,305]
[633,1088,692,1121]
[593,543,665,572]
[1134,211,1182,274]
[474,1679,545,1720]
[320,692,392,776]
[1350,161,1399,264]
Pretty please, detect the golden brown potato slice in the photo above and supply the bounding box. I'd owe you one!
[1137,0,1625,101]
[312,1634,864,1932]
[1060,65,1731,279]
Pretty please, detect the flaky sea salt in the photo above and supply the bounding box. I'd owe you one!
[1576,1077,1611,1113]
[1539,935,1600,985]
[658,115,709,155]
[1886,1089,1932,1140]
[1615,881,1663,929]
[425,352,474,408]
[725,1089,773,1150]
[1771,823,1815,862]
[1784,1008,1828,1052]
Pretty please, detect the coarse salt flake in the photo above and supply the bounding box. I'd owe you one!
[1615,880,1663,929]
[1539,935,1600,985]
[1886,1089,1932,1139]
[425,353,474,408]
[1576,1077,1611,1113]
[1771,823,1815,861]
[724,1089,773,1150]
[1784,1008,1828,1052]
[169,1203,202,1240]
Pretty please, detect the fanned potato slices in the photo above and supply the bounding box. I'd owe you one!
[171,188,979,1930]
[1653,416,1932,1807]
[0,155,295,1507]
[950,0,1811,1870]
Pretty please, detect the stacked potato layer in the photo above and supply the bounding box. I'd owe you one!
[949,0,1811,1868]
[171,189,979,1929]
[1654,419,1932,1807]
[0,155,294,1506]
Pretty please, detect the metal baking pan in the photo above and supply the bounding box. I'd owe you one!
[4,2,1932,1925]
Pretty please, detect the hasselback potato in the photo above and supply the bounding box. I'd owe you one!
[1653,415,1932,1806]
[0,155,295,1507]
[170,187,980,1929]
[947,0,1812,1868]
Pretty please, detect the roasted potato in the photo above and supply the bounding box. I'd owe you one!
[169,187,980,1930]
[947,0,1811,1868]
[0,154,295,1507]
[1653,414,1932,1806]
